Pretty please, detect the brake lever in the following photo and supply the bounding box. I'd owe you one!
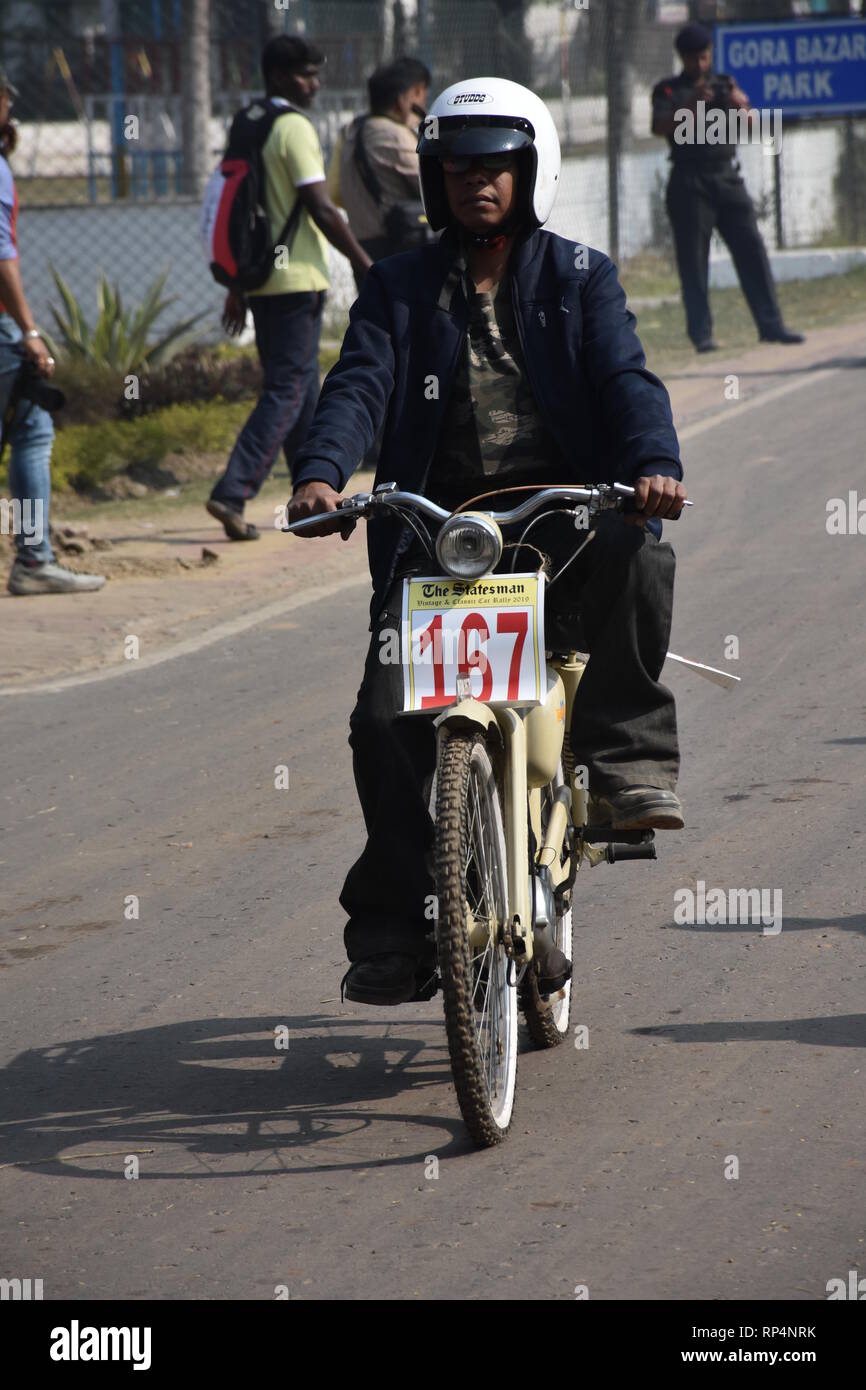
[281,496,368,535]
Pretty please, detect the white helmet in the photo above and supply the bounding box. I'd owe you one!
[416,76,561,235]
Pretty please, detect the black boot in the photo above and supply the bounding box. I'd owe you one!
[341,953,423,1006]
[759,327,804,344]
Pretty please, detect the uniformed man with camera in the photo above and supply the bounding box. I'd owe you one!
[652,22,804,353]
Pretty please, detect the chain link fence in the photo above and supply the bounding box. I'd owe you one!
[1,0,864,350]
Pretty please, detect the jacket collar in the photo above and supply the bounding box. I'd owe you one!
[434,224,543,311]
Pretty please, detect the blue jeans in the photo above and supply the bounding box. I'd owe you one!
[0,313,54,564]
[210,290,325,507]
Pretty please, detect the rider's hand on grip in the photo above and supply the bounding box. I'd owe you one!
[288,480,356,540]
[625,474,688,527]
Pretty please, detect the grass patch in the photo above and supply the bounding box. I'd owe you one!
[632,264,866,370]
[0,343,342,494]
[47,399,252,492]
[319,343,341,376]
[619,252,681,301]
[15,175,114,206]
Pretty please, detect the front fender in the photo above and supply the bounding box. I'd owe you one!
[433,698,503,744]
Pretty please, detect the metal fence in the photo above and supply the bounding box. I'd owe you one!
[1,0,863,349]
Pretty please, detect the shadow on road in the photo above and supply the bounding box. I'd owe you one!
[668,354,866,381]
[0,1014,477,1179]
[632,1013,866,1048]
[666,912,866,936]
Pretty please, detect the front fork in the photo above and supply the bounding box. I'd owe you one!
[433,651,587,967]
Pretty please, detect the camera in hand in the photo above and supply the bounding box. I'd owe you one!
[1,343,65,418]
[15,352,65,413]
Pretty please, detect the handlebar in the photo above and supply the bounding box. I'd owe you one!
[282,481,691,535]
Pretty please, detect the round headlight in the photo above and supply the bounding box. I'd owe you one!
[435,513,503,579]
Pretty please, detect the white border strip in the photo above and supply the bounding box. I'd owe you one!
[0,574,369,698]
[677,365,840,442]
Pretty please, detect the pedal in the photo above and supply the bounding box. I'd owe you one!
[579,828,657,863]
[604,838,657,863]
[581,828,656,846]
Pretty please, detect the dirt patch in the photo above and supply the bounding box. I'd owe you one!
[95,451,225,499]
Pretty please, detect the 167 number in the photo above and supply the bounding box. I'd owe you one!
[417,610,528,707]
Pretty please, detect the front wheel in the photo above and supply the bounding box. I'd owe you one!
[435,732,518,1146]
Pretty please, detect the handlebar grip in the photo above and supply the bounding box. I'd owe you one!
[284,500,365,535]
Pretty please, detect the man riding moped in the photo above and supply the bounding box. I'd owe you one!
[287,77,688,1007]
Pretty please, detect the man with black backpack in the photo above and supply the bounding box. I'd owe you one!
[328,57,432,288]
[206,36,372,542]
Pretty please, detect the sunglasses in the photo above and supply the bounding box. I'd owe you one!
[440,152,515,174]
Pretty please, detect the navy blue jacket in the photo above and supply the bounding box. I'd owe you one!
[293,227,683,612]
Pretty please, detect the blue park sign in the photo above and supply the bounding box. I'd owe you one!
[715,18,866,117]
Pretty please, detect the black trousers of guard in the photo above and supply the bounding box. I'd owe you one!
[340,514,680,963]
[666,162,785,347]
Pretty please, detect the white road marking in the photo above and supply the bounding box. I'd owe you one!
[0,575,369,698]
[676,366,840,441]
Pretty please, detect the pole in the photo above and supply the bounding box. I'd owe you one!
[773,140,784,249]
[605,0,621,262]
[560,3,571,151]
[417,0,432,75]
[843,115,859,242]
[101,0,126,200]
[180,0,211,199]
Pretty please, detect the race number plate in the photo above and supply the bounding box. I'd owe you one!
[401,572,546,713]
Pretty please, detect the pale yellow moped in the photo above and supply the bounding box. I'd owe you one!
[287,481,701,1146]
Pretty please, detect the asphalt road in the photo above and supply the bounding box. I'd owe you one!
[1,358,864,1301]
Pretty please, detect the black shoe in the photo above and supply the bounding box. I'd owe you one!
[589,786,685,831]
[759,327,805,344]
[695,338,719,353]
[535,945,573,995]
[206,498,260,541]
[341,952,423,1006]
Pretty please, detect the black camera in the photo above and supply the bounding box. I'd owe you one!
[0,343,65,420]
[0,344,65,459]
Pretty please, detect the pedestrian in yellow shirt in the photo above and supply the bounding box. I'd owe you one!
[207,36,371,541]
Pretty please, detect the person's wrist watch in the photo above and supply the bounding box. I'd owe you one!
[23,328,42,340]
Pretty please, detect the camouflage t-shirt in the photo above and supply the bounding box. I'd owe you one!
[426,275,564,511]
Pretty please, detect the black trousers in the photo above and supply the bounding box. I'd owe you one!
[210,290,324,504]
[340,515,680,962]
[666,163,784,346]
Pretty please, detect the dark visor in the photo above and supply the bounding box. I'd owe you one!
[417,116,534,159]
